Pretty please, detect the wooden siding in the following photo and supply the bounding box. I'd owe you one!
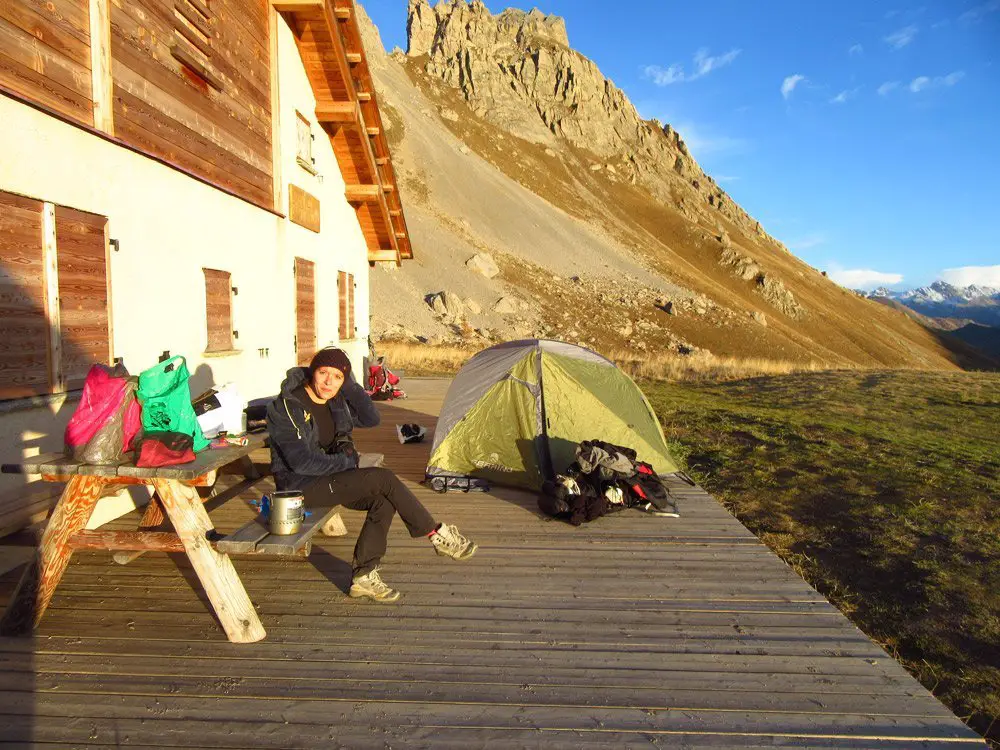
[294,257,315,366]
[0,192,48,399]
[0,378,985,747]
[109,0,273,208]
[54,206,110,390]
[202,268,232,352]
[337,269,353,341]
[0,0,93,125]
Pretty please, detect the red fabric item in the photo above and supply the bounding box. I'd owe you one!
[136,432,196,468]
[65,364,142,458]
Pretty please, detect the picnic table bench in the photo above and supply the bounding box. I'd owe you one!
[0,435,279,643]
[1,440,383,644]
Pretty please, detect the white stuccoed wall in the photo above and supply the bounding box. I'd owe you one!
[0,13,372,525]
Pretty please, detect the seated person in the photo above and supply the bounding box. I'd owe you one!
[266,347,477,602]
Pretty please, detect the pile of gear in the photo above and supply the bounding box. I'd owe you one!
[539,440,680,525]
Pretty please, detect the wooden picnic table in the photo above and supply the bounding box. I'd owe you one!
[0,436,271,644]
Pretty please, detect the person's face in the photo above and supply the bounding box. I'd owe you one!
[311,366,345,401]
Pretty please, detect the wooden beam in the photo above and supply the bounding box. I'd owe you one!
[89,0,113,134]
[346,52,362,64]
[368,249,400,263]
[382,183,395,193]
[389,209,402,217]
[315,101,358,124]
[395,231,407,240]
[366,126,380,137]
[41,203,62,392]
[375,156,389,166]
[334,7,350,19]
[269,4,283,211]
[357,92,371,102]
[345,184,381,203]
[68,530,185,552]
[271,0,323,10]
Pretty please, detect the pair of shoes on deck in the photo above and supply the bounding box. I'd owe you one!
[349,524,478,604]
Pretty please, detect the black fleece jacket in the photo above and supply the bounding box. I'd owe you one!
[266,366,381,491]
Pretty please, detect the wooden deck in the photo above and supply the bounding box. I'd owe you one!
[0,378,985,748]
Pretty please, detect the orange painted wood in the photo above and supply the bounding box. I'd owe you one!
[68,530,185,552]
[0,474,106,635]
[294,257,316,365]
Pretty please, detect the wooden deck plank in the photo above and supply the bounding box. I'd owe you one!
[0,378,984,746]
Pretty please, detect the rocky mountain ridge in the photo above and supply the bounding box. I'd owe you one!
[865,282,1000,327]
[355,1,986,371]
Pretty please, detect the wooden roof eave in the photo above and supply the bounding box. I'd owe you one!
[276,0,409,264]
[332,0,413,260]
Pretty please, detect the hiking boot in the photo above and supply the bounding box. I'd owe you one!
[431,523,478,560]
[349,568,401,602]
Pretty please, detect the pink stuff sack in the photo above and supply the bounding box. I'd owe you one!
[64,364,142,465]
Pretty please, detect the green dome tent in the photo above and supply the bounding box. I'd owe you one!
[425,340,680,490]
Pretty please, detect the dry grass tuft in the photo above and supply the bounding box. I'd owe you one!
[378,342,478,376]
[380,340,844,382]
[610,349,837,382]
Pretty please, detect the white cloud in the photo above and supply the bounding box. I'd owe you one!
[960,1,1000,24]
[909,71,964,92]
[884,24,918,49]
[644,48,741,86]
[829,268,905,289]
[643,64,685,86]
[781,74,806,100]
[849,43,864,56]
[940,265,1000,288]
[878,81,900,96]
[830,88,860,104]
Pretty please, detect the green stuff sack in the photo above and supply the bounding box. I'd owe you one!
[137,356,209,452]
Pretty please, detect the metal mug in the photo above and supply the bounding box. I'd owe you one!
[269,491,304,535]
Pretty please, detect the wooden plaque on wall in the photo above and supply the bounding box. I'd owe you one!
[289,185,320,233]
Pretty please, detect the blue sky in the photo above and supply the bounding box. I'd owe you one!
[364,1,1000,290]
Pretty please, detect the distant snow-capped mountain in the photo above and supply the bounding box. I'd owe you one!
[863,281,1000,326]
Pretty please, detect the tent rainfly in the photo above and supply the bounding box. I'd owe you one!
[425,340,680,490]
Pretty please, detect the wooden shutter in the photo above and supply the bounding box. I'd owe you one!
[294,258,316,366]
[0,192,49,398]
[55,207,112,391]
[338,271,348,340]
[347,272,355,339]
[203,269,233,352]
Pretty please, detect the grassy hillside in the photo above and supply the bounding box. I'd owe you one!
[644,370,1000,745]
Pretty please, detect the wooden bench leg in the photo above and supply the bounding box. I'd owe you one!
[0,475,108,635]
[112,495,167,566]
[152,479,266,644]
[239,454,261,480]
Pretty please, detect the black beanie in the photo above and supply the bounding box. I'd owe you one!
[309,348,351,378]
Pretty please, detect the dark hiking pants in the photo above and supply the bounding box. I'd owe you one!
[303,467,436,576]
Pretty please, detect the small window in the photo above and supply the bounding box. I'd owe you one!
[203,268,234,352]
[296,112,317,175]
[338,271,355,340]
